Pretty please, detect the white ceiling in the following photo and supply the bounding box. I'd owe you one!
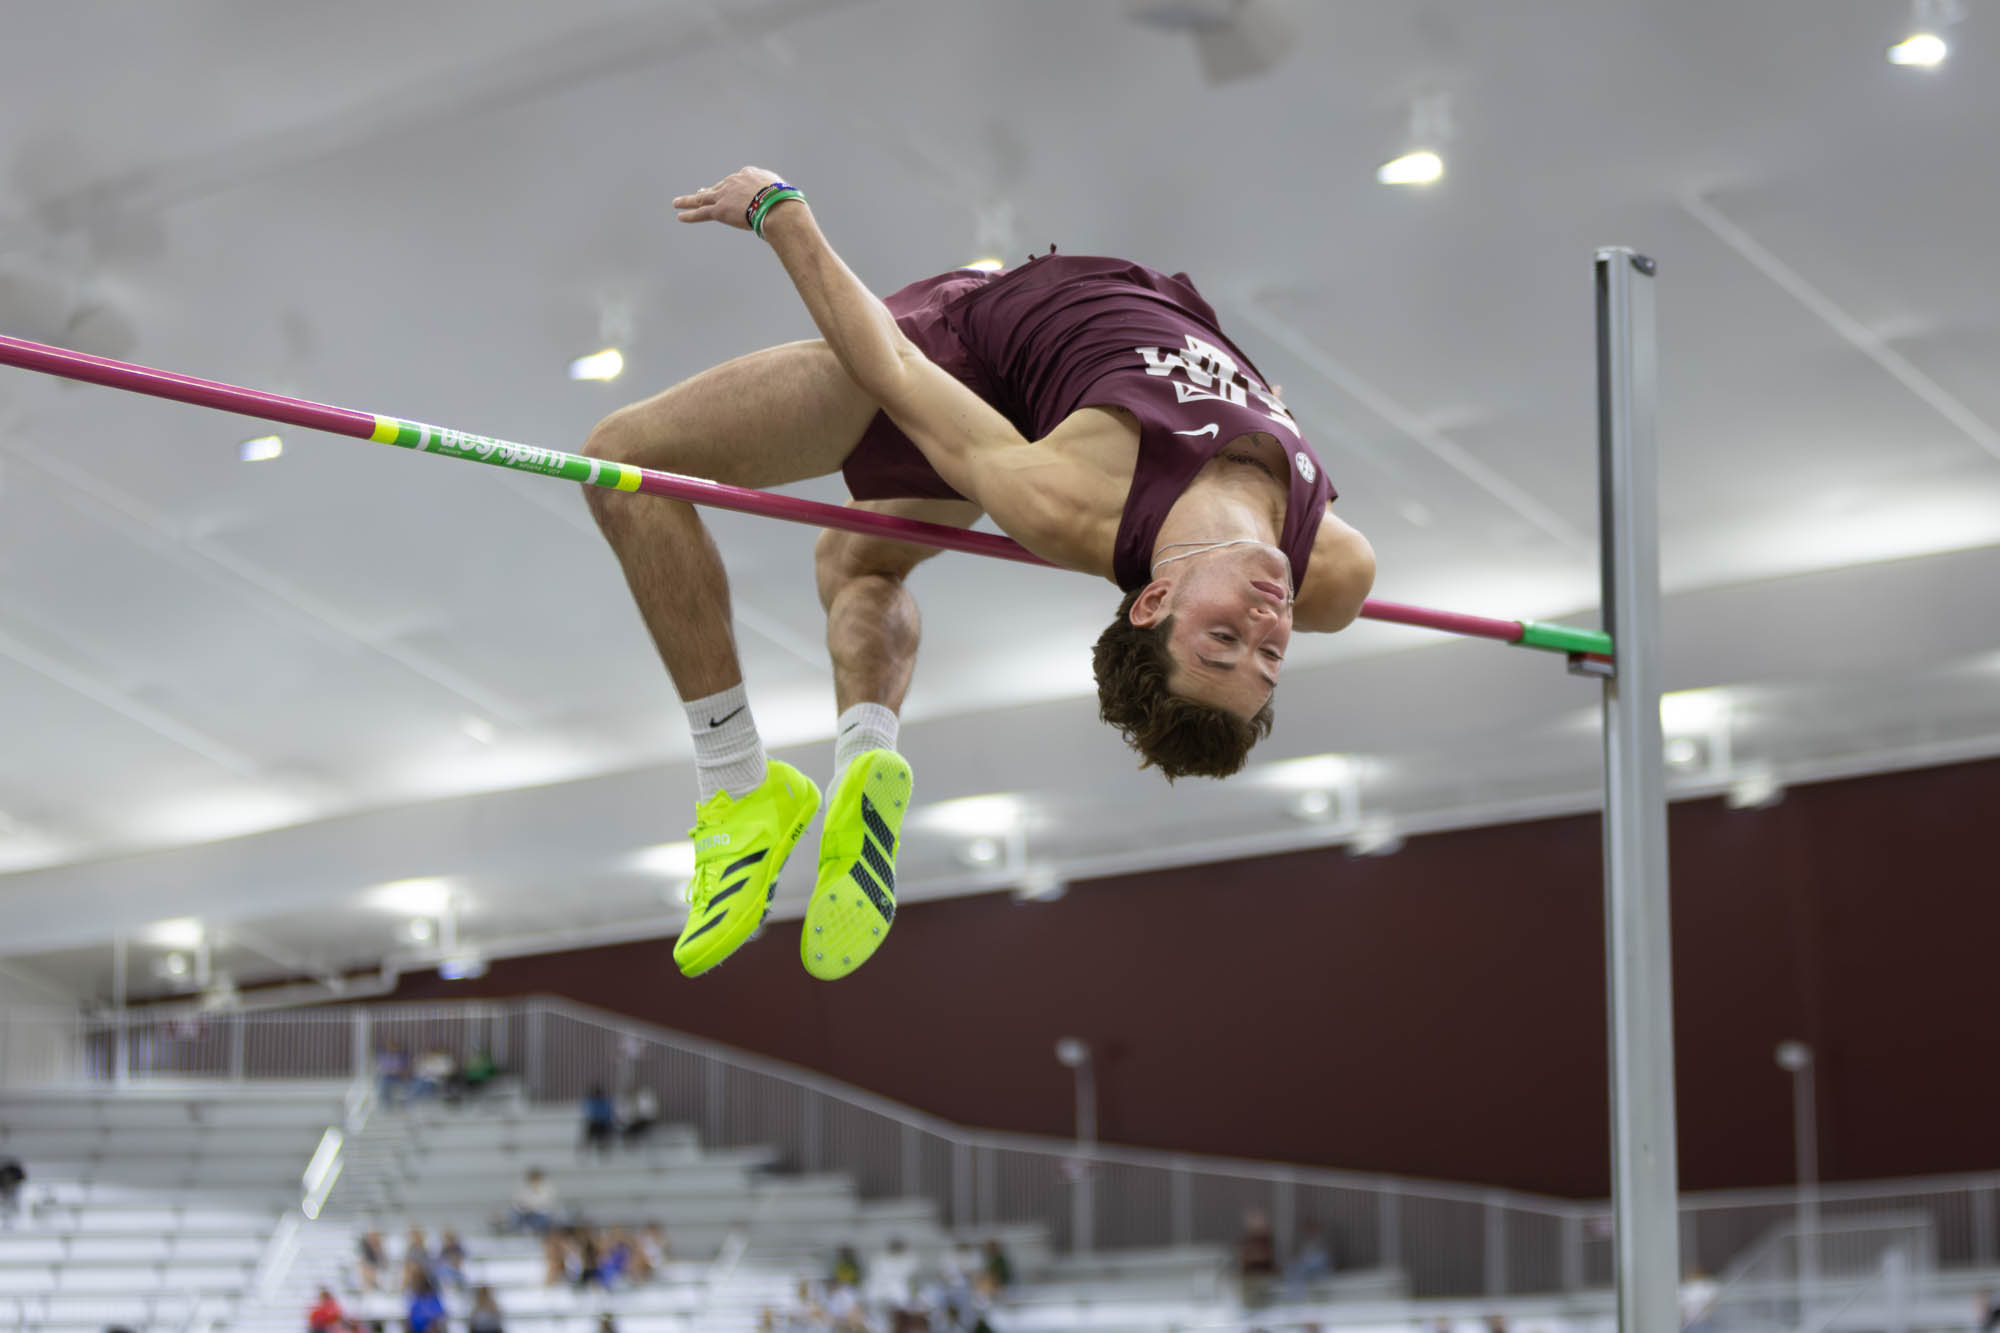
[2,0,1997,1003]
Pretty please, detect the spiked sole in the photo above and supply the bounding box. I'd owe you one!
[802,750,910,981]
[675,772,821,978]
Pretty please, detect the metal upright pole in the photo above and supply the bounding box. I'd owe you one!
[1594,248,1681,1333]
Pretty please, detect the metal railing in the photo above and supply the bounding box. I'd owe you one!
[7,997,1999,1299]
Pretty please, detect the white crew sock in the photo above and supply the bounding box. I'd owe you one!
[832,702,900,788]
[685,683,767,803]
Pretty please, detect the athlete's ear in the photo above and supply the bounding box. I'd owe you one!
[1128,579,1174,628]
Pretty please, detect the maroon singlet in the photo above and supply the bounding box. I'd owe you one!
[842,253,1337,591]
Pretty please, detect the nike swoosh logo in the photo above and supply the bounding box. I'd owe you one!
[1173,423,1220,438]
[707,705,746,728]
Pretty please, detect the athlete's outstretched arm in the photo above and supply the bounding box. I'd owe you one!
[672,166,1101,568]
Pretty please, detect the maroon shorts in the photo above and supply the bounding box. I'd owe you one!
[840,269,996,502]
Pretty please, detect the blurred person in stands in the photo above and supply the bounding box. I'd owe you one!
[597,1315,619,1333]
[581,1084,617,1155]
[980,1238,1013,1291]
[830,1242,864,1289]
[1283,1222,1332,1301]
[434,1229,468,1289]
[865,1236,917,1326]
[307,1285,345,1333]
[401,1225,434,1293]
[375,1042,411,1108]
[606,1227,645,1284]
[468,1286,505,1333]
[1237,1207,1277,1308]
[542,1232,569,1286]
[510,1167,559,1234]
[600,1228,637,1288]
[462,1046,499,1098]
[573,1227,606,1289]
[619,1083,660,1146]
[0,1155,23,1226]
[1978,1290,1999,1333]
[406,1273,446,1333]
[356,1229,387,1291]
[412,1047,458,1104]
[640,1221,672,1274]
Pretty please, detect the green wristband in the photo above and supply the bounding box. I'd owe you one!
[751,188,805,238]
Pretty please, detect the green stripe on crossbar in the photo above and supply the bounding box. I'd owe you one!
[1518,621,1615,657]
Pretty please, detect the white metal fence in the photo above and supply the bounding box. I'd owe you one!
[5,997,1997,1298]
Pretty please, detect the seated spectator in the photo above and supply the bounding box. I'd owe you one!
[356,1229,388,1291]
[1283,1222,1333,1300]
[542,1233,569,1287]
[830,1243,864,1289]
[434,1229,468,1289]
[308,1286,345,1333]
[375,1042,411,1108]
[580,1084,617,1155]
[401,1225,434,1293]
[412,1047,458,1103]
[573,1228,605,1289]
[1237,1208,1277,1309]
[468,1285,505,1333]
[596,1315,619,1333]
[639,1221,671,1274]
[509,1167,559,1235]
[866,1236,917,1321]
[619,1084,660,1145]
[600,1228,635,1288]
[981,1237,1014,1291]
[407,1274,446,1333]
[0,1156,23,1224]
[462,1047,499,1097]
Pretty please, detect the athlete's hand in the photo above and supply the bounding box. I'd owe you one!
[673,166,785,231]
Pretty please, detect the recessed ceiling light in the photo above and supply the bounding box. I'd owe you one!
[1665,738,1702,769]
[144,917,205,949]
[1888,32,1948,65]
[365,877,456,915]
[1377,150,1444,186]
[568,348,625,382]
[917,794,1024,837]
[163,952,189,977]
[239,435,284,462]
[964,837,1000,865]
[402,917,436,944]
[438,953,487,981]
[1291,789,1334,820]
[963,258,1005,272]
[630,841,696,878]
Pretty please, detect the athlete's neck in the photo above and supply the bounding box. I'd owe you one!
[1151,460,1285,570]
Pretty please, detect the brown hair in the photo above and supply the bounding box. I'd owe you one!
[1092,587,1273,780]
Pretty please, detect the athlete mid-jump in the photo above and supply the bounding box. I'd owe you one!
[584,167,1376,982]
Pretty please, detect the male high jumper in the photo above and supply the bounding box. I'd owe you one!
[584,167,1376,982]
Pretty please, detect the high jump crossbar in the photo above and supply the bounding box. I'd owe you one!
[0,331,1611,663]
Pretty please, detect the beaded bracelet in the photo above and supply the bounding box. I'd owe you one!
[743,179,793,230]
[750,188,806,239]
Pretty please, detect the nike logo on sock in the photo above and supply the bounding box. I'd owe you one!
[839,722,859,735]
[708,705,747,728]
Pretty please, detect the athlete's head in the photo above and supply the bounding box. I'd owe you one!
[1092,541,1290,779]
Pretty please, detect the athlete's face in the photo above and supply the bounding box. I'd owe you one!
[1129,544,1294,720]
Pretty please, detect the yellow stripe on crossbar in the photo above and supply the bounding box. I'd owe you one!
[370,416,401,444]
[615,465,641,492]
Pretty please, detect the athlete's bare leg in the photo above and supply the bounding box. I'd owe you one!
[814,499,983,714]
[583,340,877,700]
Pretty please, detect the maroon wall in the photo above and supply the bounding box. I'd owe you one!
[395,756,2000,1199]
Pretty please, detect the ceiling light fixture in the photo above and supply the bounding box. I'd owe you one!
[1291,789,1334,820]
[1378,93,1452,188]
[963,258,1005,273]
[568,348,625,382]
[365,877,456,916]
[1890,0,1962,65]
[917,793,1025,837]
[163,952,189,977]
[1665,737,1702,769]
[630,841,696,879]
[1377,151,1444,187]
[402,917,436,944]
[144,917,205,949]
[964,837,1001,866]
[239,435,284,462]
